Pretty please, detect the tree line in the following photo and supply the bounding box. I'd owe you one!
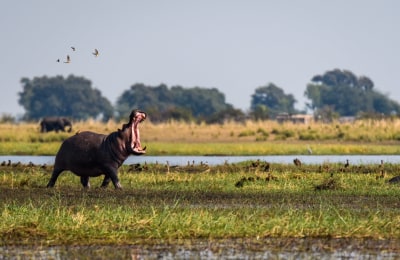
[17,69,400,123]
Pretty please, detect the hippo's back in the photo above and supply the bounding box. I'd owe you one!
[54,131,107,172]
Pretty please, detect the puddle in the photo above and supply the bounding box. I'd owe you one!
[1,238,399,259]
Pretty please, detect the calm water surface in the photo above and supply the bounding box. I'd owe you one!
[1,155,400,166]
[2,156,400,258]
[1,238,399,259]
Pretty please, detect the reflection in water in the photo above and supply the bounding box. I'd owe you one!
[1,238,399,259]
[1,155,400,166]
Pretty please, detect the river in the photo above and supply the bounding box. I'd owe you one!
[1,238,399,259]
[1,154,400,166]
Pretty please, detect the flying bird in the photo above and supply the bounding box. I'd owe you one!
[56,59,60,62]
[92,48,99,57]
[64,55,71,63]
[71,47,76,51]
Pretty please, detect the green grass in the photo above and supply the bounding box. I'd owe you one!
[1,120,400,247]
[147,141,400,155]
[1,161,400,246]
[2,141,400,156]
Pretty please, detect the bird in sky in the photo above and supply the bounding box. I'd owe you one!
[64,55,71,63]
[56,59,60,62]
[92,48,99,57]
[71,47,76,51]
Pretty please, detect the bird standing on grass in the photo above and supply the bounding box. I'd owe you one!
[344,159,350,168]
[293,158,302,167]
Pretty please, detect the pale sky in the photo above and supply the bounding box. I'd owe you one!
[1,1,399,117]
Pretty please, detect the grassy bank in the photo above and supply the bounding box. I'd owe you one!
[1,119,400,155]
[1,161,400,246]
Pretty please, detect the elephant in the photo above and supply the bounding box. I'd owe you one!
[46,109,147,189]
[40,117,72,133]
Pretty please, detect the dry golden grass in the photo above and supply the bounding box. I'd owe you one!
[134,118,400,143]
[2,118,400,155]
[3,118,400,143]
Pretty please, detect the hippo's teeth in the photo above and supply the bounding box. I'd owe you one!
[131,145,146,152]
[130,111,146,154]
[132,147,146,154]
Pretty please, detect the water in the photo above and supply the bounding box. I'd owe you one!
[1,154,400,166]
[1,238,399,259]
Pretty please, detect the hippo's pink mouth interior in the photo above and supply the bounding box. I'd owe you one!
[131,112,146,154]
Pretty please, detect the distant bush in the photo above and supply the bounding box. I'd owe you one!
[337,132,345,139]
[255,136,268,141]
[256,128,269,137]
[0,114,15,123]
[299,133,318,141]
[271,128,279,135]
[238,130,256,137]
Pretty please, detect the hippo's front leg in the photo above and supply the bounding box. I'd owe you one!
[101,176,111,188]
[104,167,122,189]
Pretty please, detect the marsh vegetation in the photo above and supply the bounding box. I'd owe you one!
[1,159,400,248]
[1,120,400,255]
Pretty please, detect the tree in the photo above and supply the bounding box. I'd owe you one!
[115,83,235,122]
[205,106,245,124]
[305,69,400,117]
[250,104,269,121]
[18,75,113,121]
[250,83,298,119]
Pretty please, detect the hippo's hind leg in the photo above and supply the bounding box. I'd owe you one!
[100,176,111,188]
[47,168,64,188]
[80,176,90,188]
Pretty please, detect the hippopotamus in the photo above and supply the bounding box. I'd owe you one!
[46,109,147,189]
[40,117,72,133]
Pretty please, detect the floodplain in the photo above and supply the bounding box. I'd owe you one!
[1,119,400,257]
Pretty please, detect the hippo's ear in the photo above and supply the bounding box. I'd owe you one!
[129,110,138,122]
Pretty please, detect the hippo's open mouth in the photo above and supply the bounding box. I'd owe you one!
[131,111,146,155]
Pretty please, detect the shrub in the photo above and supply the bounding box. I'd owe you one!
[299,133,317,141]
[256,128,269,137]
[238,130,256,137]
